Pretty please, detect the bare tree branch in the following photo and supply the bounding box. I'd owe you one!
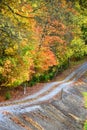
[3,2,34,19]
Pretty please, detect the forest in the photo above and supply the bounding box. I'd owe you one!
[0,0,87,90]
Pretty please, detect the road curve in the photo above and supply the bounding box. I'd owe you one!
[0,62,87,130]
[0,62,87,108]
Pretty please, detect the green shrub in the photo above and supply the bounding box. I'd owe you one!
[28,76,38,87]
[83,92,87,108]
[70,38,86,60]
[84,121,87,130]
[28,80,36,87]
[5,91,11,100]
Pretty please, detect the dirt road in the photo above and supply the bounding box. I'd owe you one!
[0,62,87,130]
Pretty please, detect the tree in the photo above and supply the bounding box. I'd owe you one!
[0,0,37,87]
[0,0,57,87]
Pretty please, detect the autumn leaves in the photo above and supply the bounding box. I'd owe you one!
[0,0,87,88]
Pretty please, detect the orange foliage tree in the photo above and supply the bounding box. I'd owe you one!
[0,0,57,87]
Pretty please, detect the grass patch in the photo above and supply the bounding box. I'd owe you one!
[83,92,87,108]
[84,121,87,130]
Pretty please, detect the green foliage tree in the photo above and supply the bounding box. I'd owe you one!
[70,38,87,60]
[0,0,37,87]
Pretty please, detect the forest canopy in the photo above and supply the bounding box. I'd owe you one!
[0,0,87,88]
